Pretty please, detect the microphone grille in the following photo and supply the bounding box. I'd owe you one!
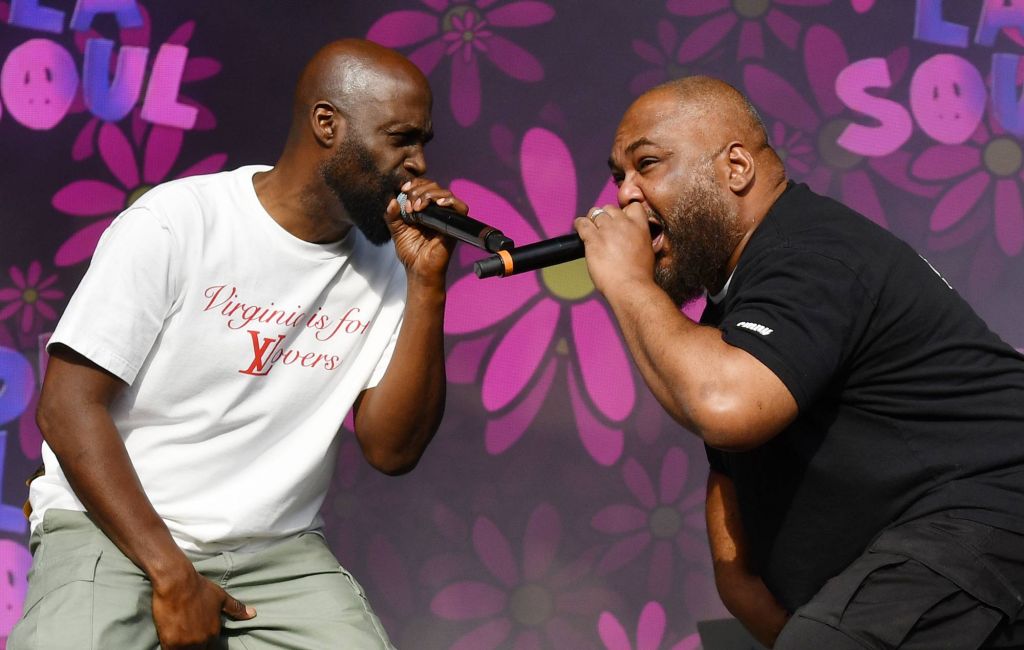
[396,192,411,220]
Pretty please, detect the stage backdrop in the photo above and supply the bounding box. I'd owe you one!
[2,1,1024,647]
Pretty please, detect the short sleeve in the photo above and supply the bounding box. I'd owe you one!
[48,207,179,384]
[719,249,872,410]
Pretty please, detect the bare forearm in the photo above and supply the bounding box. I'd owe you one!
[38,404,192,587]
[715,569,790,648]
[354,279,446,474]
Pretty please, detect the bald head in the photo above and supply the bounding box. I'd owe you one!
[291,39,431,135]
[642,76,771,161]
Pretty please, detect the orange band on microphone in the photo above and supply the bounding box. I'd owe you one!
[497,249,514,276]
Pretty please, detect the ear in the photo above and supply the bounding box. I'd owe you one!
[724,142,755,194]
[311,101,346,147]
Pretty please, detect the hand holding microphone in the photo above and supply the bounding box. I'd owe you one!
[397,192,514,253]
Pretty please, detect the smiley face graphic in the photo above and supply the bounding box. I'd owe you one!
[1,39,79,130]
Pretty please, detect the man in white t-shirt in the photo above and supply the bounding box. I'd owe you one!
[11,39,462,650]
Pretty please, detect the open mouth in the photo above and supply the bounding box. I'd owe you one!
[648,219,665,253]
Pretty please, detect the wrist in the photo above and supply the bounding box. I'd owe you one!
[145,551,196,594]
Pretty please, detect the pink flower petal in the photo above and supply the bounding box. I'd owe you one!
[25,261,41,287]
[8,266,24,289]
[765,7,802,50]
[72,118,99,161]
[657,19,679,54]
[512,630,542,650]
[930,171,991,232]
[143,126,184,184]
[99,123,140,189]
[55,219,113,267]
[569,371,624,466]
[521,128,577,238]
[182,56,222,82]
[420,0,449,11]
[803,25,848,117]
[20,305,35,332]
[447,335,495,383]
[0,289,20,301]
[776,0,833,5]
[994,179,1024,255]
[52,181,125,216]
[451,51,482,127]
[599,532,649,574]
[676,13,737,64]
[659,447,689,504]
[637,601,668,650]
[484,359,556,454]
[176,153,228,180]
[167,20,196,45]
[592,504,648,534]
[841,170,888,228]
[682,295,706,322]
[597,611,631,650]
[409,39,447,76]
[736,21,764,61]
[633,38,666,66]
[571,300,635,421]
[647,540,674,597]
[671,633,702,650]
[743,65,820,131]
[431,581,507,619]
[482,34,544,82]
[446,271,539,335]
[868,151,943,198]
[523,503,560,581]
[666,0,729,17]
[630,70,668,97]
[485,1,554,27]
[482,298,559,411]
[451,619,513,650]
[473,517,520,587]
[367,11,439,48]
[623,458,657,508]
[0,302,23,321]
[911,145,980,181]
[450,179,542,244]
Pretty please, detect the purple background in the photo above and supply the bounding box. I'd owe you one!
[2,1,1024,648]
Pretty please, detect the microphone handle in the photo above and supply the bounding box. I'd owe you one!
[474,233,584,278]
[410,210,513,253]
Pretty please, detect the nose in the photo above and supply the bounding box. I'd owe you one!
[403,147,427,177]
[617,173,644,208]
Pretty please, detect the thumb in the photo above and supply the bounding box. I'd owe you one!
[221,591,256,620]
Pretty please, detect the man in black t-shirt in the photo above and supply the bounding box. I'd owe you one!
[574,76,1024,649]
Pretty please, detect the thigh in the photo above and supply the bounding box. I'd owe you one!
[218,533,395,650]
[778,551,1002,650]
[7,509,159,650]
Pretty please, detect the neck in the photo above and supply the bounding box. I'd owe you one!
[252,154,352,244]
[712,175,789,293]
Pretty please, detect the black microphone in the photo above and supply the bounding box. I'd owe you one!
[397,192,514,253]
[474,233,584,278]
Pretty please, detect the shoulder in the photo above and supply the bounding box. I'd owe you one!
[128,165,269,230]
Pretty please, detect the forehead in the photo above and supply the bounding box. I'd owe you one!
[612,92,703,158]
[358,73,432,131]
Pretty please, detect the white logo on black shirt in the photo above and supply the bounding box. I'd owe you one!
[736,321,773,336]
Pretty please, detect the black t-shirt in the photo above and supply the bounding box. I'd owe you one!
[702,182,1024,612]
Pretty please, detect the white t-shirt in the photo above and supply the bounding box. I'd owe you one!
[30,165,408,553]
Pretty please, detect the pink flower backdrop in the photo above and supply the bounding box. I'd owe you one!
[2,1,1023,647]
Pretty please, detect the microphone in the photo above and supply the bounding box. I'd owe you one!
[474,233,584,278]
[397,192,514,253]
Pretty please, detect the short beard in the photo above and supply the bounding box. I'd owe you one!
[654,161,741,307]
[319,135,397,246]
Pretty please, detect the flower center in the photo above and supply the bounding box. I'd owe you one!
[649,505,682,539]
[509,583,554,627]
[983,137,1023,177]
[127,184,153,207]
[442,4,483,32]
[733,0,770,19]
[817,119,862,171]
[541,258,595,301]
[22,288,39,304]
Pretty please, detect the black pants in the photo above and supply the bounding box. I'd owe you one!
[774,514,1024,649]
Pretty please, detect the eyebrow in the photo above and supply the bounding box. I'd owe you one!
[607,137,658,171]
[383,123,434,142]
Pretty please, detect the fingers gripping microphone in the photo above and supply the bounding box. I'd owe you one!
[397,193,514,253]
[474,233,584,278]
